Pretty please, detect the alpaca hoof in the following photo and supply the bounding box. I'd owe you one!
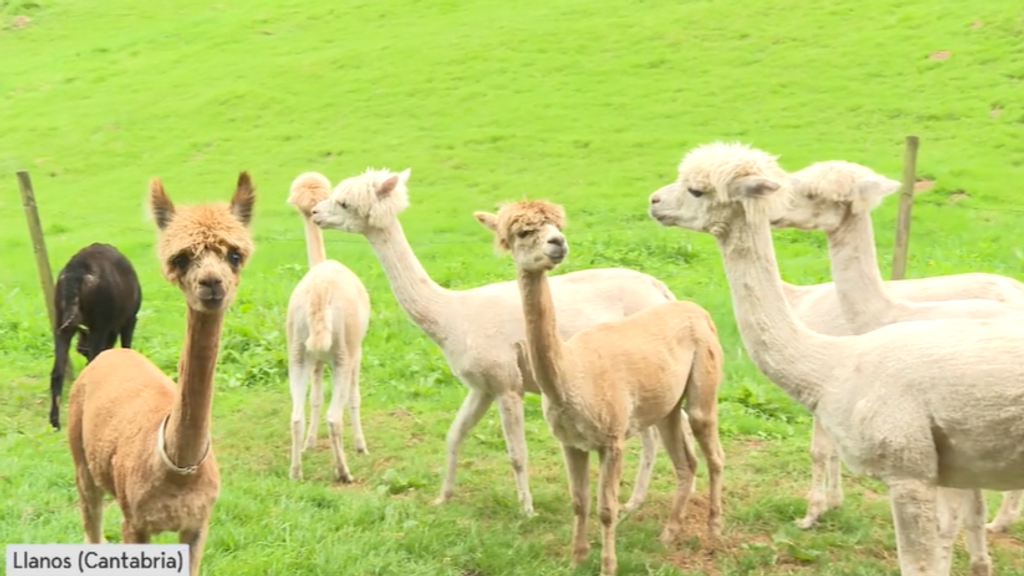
[659,526,680,545]
[600,556,618,576]
[971,559,994,576]
[985,519,1011,533]
[335,471,354,484]
[289,468,303,481]
[521,504,535,518]
[826,492,844,508]
[355,444,369,455]
[620,499,640,515]
[303,438,316,451]
[571,545,589,564]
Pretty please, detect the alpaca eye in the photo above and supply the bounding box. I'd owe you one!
[171,254,189,270]
[338,200,348,209]
[687,188,705,198]
[226,250,242,267]
[517,230,530,239]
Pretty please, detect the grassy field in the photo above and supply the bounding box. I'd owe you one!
[2,0,1024,574]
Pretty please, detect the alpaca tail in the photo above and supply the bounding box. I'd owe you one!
[55,269,83,332]
[305,280,334,355]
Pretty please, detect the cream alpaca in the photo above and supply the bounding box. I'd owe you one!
[476,200,724,576]
[67,173,256,575]
[648,142,1024,576]
[775,160,1024,533]
[285,172,372,482]
[310,167,671,515]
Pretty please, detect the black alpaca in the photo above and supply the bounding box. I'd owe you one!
[49,243,142,430]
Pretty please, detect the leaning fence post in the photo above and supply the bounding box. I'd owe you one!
[17,170,75,383]
[890,136,920,280]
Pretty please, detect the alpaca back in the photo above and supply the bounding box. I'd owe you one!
[288,260,370,359]
[564,300,720,435]
[55,243,141,336]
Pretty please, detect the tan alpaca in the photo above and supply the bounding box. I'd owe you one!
[285,172,372,482]
[647,141,1024,576]
[310,167,671,516]
[66,173,256,576]
[772,161,1024,534]
[475,200,725,576]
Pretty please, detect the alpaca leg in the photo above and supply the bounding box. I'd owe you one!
[495,391,534,516]
[887,478,940,576]
[327,355,354,483]
[84,328,110,363]
[434,387,494,506]
[687,401,725,536]
[935,488,967,576]
[797,416,834,529]
[825,439,843,508]
[962,489,993,576]
[986,490,1023,533]
[347,351,368,454]
[180,522,209,576]
[119,314,138,349]
[288,356,313,480]
[561,444,591,564]
[74,467,105,543]
[621,426,658,515]
[304,361,325,451]
[49,327,74,430]
[656,410,698,544]
[597,441,624,576]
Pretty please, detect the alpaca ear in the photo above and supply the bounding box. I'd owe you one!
[149,178,175,229]
[377,169,410,198]
[732,175,781,198]
[231,171,256,226]
[474,211,499,232]
[856,177,902,197]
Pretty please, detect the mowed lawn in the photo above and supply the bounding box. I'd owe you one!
[2,0,1024,574]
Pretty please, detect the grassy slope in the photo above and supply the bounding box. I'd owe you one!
[1,0,1023,574]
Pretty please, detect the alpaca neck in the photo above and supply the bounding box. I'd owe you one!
[164,307,222,468]
[717,216,838,411]
[364,221,452,344]
[517,269,569,403]
[302,215,328,268]
[826,210,903,331]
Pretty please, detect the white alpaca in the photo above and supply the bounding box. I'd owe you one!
[765,160,1024,533]
[310,167,672,515]
[476,200,725,576]
[285,172,371,482]
[647,141,1024,576]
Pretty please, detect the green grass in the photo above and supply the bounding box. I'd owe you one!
[2,0,1024,574]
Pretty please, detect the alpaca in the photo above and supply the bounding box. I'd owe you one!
[285,172,372,482]
[50,243,142,430]
[310,167,671,516]
[476,200,725,576]
[647,141,1023,576]
[774,160,1024,533]
[67,172,256,575]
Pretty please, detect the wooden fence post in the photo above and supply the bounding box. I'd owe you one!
[17,170,75,383]
[890,136,920,280]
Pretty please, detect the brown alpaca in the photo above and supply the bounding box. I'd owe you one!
[476,200,725,576]
[66,173,256,576]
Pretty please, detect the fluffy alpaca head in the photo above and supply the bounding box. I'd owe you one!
[310,167,411,234]
[774,160,902,232]
[287,172,332,218]
[474,199,568,273]
[648,142,792,237]
[149,172,256,314]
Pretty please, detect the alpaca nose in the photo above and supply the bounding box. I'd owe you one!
[548,236,565,248]
[650,194,661,205]
[198,277,225,301]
